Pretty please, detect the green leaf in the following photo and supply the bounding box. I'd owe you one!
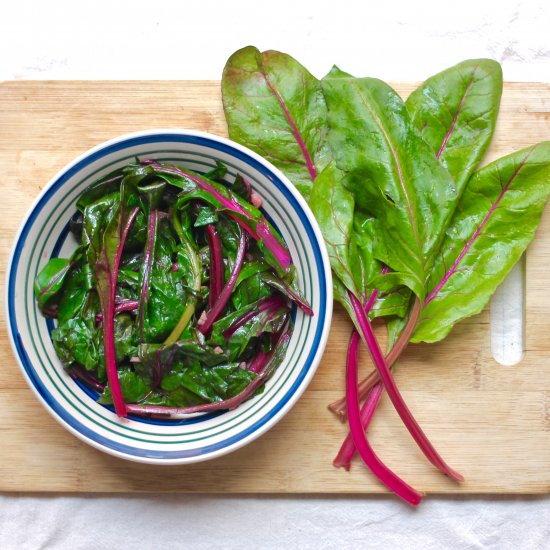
[406,59,503,192]
[204,161,228,182]
[232,270,271,310]
[222,46,331,199]
[310,163,408,318]
[76,169,124,212]
[138,338,228,377]
[56,262,93,324]
[140,219,189,342]
[413,142,550,343]
[194,205,218,227]
[160,364,256,404]
[309,162,358,294]
[151,163,290,277]
[348,209,381,296]
[371,288,410,319]
[34,246,84,311]
[52,292,102,373]
[113,313,136,362]
[98,370,150,404]
[322,69,458,300]
[227,308,289,361]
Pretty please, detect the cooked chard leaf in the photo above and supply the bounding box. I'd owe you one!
[34,246,84,311]
[98,370,150,405]
[160,364,256,404]
[34,157,310,418]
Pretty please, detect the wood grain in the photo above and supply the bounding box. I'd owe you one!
[0,81,549,494]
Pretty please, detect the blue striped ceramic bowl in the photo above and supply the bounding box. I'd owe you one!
[6,129,332,464]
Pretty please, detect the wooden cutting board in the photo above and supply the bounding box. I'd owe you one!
[1,81,549,494]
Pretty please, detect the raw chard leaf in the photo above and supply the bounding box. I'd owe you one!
[348,210,379,296]
[406,59,502,192]
[309,162,358,294]
[370,287,410,319]
[222,46,331,199]
[310,163,408,319]
[321,68,458,300]
[413,142,550,343]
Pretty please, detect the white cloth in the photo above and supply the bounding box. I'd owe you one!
[0,495,548,549]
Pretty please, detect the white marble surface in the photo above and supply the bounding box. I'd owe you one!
[2,1,550,548]
[2,0,549,82]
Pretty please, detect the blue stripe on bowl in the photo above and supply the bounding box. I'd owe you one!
[7,132,329,460]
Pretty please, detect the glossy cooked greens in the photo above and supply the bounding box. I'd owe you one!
[34,160,312,418]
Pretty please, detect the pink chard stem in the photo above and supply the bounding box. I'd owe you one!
[138,209,159,342]
[334,337,384,470]
[104,207,140,418]
[328,269,387,419]
[147,162,292,273]
[199,231,247,335]
[206,224,224,308]
[348,291,463,482]
[96,299,139,323]
[223,296,287,339]
[345,327,423,505]
[330,297,421,420]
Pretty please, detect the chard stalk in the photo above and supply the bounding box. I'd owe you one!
[146,161,292,273]
[333,381,383,470]
[206,224,224,308]
[103,206,140,417]
[345,327,423,506]
[199,230,247,335]
[138,209,159,342]
[96,299,139,323]
[348,291,463,481]
[329,298,421,419]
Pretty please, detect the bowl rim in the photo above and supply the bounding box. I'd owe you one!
[5,128,333,464]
